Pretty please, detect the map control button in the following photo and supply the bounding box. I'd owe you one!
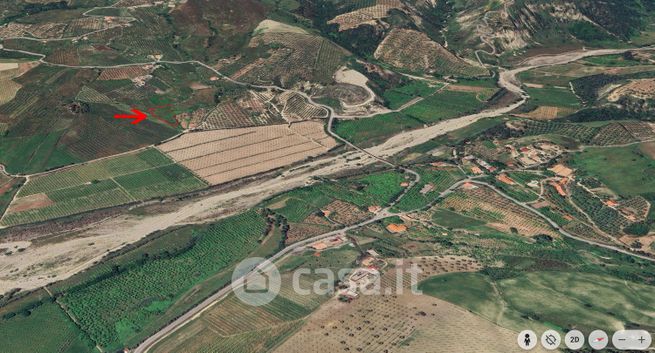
[564,330,585,350]
[518,330,538,350]
[541,330,561,350]
[588,330,609,350]
[612,330,652,350]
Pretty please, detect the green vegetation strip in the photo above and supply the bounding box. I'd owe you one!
[61,210,267,351]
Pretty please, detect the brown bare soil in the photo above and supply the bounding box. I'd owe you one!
[158,122,338,185]
[446,84,487,93]
[513,106,562,120]
[286,223,331,244]
[640,141,655,159]
[7,193,54,213]
[323,200,370,225]
[609,78,655,101]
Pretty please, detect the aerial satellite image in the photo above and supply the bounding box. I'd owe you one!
[0,0,654,352]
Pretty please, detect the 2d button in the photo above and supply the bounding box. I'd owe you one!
[541,330,561,350]
[588,330,609,350]
[612,330,652,350]
[564,330,585,350]
[518,330,538,350]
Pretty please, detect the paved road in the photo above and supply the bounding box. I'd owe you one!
[132,177,470,353]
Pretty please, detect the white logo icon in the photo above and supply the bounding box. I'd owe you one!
[231,257,281,306]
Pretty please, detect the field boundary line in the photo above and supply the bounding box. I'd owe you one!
[111,177,137,202]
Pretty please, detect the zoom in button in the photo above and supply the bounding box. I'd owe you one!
[612,330,652,350]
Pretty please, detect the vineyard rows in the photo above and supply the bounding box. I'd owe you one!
[61,211,267,350]
[2,149,206,226]
[441,186,559,237]
[281,93,328,122]
[570,184,630,236]
[513,120,655,145]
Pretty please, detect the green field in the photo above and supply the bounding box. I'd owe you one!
[335,90,487,146]
[60,210,267,351]
[150,247,359,353]
[525,86,581,109]
[392,167,465,211]
[583,54,642,67]
[334,112,424,146]
[1,148,207,226]
[382,80,441,110]
[421,271,655,333]
[430,208,485,228]
[0,301,95,353]
[402,90,487,123]
[266,170,406,222]
[569,143,655,197]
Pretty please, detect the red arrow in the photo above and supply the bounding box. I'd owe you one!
[114,109,147,125]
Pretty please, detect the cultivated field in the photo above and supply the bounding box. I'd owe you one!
[149,248,359,353]
[513,106,568,120]
[374,29,487,77]
[608,78,655,101]
[393,166,465,211]
[234,27,349,86]
[279,92,329,122]
[0,301,95,353]
[274,255,536,353]
[97,66,153,80]
[200,90,285,129]
[0,148,206,226]
[328,0,405,31]
[439,185,559,237]
[158,122,338,185]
